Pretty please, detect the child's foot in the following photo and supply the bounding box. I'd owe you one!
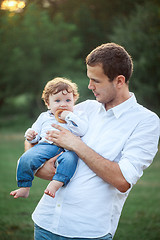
[10,187,30,199]
[44,180,63,198]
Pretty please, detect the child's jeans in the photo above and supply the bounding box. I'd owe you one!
[17,142,78,187]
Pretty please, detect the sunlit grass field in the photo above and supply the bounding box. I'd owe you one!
[0,131,159,240]
[0,132,49,240]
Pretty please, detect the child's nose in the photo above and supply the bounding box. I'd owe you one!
[60,102,66,107]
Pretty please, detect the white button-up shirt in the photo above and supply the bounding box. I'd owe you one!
[32,93,160,238]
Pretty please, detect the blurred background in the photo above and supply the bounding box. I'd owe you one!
[0,1,160,240]
[0,0,160,130]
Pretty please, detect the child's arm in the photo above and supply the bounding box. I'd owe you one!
[24,112,47,143]
[24,128,40,143]
[61,110,88,137]
[25,129,38,141]
[60,111,71,120]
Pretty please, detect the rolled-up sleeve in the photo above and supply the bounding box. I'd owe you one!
[65,111,88,137]
[118,113,160,186]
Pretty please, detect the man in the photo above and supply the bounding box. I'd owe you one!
[32,43,160,240]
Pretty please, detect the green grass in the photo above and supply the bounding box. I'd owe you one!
[114,147,160,240]
[0,132,49,240]
[0,131,159,240]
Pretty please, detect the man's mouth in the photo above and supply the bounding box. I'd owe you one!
[93,91,98,97]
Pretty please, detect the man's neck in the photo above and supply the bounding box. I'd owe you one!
[105,91,131,111]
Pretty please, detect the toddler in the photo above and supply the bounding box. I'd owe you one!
[10,77,88,199]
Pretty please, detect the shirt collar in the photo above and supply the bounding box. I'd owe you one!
[98,93,137,119]
[48,110,54,116]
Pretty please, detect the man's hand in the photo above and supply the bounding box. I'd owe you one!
[24,140,36,152]
[24,140,62,180]
[35,156,58,181]
[46,124,130,192]
[46,124,81,151]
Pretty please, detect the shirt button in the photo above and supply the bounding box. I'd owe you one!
[57,204,61,207]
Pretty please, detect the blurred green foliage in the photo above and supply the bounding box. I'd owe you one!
[110,2,160,114]
[0,2,87,118]
[0,0,160,123]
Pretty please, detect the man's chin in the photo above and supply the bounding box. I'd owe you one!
[95,96,101,102]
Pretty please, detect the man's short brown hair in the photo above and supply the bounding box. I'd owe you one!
[86,43,133,83]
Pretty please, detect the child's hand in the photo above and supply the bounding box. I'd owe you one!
[60,110,71,120]
[25,130,37,141]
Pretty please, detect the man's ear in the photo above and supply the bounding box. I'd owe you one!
[115,75,126,88]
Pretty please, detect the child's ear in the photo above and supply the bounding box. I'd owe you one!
[46,102,50,109]
[74,96,78,104]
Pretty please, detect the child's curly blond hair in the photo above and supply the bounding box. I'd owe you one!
[42,77,79,106]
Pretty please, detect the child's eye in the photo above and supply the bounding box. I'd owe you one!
[55,99,60,102]
[66,99,71,102]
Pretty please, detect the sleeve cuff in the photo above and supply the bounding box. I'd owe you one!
[65,112,77,123]
[118,157,142,186]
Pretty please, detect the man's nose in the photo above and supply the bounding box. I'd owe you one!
[88,80,94,90]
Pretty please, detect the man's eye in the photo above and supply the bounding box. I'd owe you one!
[66,99,71,102]
[55,100,60,102]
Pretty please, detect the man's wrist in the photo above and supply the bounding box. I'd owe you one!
[72,137,85,154]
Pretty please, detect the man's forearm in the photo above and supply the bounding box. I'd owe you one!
[72,138,130,193]
[35,157,56,180]
[46,124,130,192]
[24,140,58,180]
[24,140,36,152]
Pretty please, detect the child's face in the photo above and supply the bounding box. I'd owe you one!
[47,90,75,115]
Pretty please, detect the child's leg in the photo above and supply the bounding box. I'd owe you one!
[45,151,78,198]
[44,180,63,198]
[10,143,63,199]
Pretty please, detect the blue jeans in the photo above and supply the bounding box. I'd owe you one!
[17,142,78,187]
[34,224,112,240]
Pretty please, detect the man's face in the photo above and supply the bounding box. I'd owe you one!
[87,64,118,109]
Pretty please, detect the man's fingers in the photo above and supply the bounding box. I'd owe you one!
[49,152,63,164]
[46,124,69,142]
[45,130,59,143]
[51,123,65,131]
